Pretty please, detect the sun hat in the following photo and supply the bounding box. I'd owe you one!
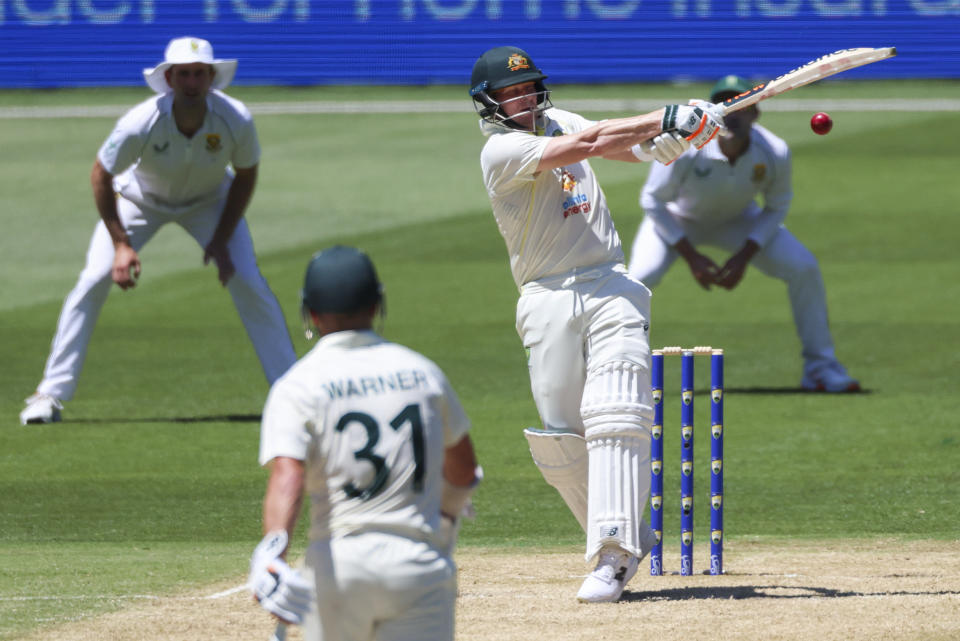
[142,36,237,94]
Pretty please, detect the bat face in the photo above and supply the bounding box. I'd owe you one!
[716,47,896,116]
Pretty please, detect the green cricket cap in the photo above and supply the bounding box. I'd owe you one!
[301,245,382,314]
[710,75,752,103]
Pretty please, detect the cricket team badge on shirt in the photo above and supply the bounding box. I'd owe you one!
[205,134,222,152]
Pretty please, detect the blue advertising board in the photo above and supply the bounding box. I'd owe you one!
[0,1,957,88]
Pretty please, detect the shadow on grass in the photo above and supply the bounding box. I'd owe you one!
[622,584,957,601]
[67,414,261,424]
[691,387,873,396]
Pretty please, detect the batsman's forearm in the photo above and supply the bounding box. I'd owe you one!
[263,457,305,540]
[539,109,665,171]
[588,108,666,153]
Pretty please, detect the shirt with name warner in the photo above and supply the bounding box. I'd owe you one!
[259,330,471,543]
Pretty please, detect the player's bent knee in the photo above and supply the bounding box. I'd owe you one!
[524,429,589,530]
[581,360,654,433]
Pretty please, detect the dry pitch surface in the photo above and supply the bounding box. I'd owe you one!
[16,539,960,641]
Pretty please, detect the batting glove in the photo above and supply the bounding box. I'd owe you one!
[648,131,691,165]
[688,99,725,120]
[249,530,313,625]
[662,103,723,149]
[438,466,483,556]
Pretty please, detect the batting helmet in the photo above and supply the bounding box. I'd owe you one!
[301,245,382,315]
[469,46,551,130]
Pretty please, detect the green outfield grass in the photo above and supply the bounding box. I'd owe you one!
[1,83,958,639]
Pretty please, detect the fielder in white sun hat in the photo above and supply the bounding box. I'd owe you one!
[142,36,237,93]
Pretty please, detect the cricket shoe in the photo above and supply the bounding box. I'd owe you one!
[801,364,861,393]
[577,546,639,603]
[19,393,63,425]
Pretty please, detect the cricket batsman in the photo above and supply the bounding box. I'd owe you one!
[250,245,481,640]
[469,45,723,602]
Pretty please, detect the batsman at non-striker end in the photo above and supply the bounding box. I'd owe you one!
[469,46,724,602]
[251,246,481,640]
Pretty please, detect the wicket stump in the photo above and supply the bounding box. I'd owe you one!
[649,346,724,576]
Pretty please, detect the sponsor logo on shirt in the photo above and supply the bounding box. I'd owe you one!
[752,163,766,182]
[562,193,590,218]
[152,142,169,153]
[205,134,222,152]
[693,164,711,178]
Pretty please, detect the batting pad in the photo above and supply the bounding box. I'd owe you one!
[582,361,654,562]
[523,428,589,531]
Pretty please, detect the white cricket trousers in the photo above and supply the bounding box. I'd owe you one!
[302,533,456,641]
[35,195,296,401]
[516,263,654,561]
[628,215,839,376]
[516,262,652,434]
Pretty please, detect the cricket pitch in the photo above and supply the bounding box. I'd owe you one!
[14,539,960,641]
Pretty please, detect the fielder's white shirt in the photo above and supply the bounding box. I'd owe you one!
[259,330,471,543]
[641,124,792,247]
[97,89,260,214]
[479,108,623,288]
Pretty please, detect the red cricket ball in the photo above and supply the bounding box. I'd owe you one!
[810,112,833,135]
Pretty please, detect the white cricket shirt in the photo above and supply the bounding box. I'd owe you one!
[641,124,793,247]
[479,108,624,288]
[97,89,260,214]
[259,330,471,543]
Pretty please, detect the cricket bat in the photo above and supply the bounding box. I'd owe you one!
[643,46,896,154]
[714,46,897,116]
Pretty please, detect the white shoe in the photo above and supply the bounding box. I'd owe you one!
[801,364,861,393]
[577,547,639,603]
[19,393,63,425]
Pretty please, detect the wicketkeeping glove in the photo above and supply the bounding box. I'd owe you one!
[249,530,313,625]
[662,102,724,149]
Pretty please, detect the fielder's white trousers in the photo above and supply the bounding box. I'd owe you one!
[628,214,839,377]
[302,533,456,641]
[35,195,296,401]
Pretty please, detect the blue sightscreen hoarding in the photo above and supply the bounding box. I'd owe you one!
[0,1,957,88]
